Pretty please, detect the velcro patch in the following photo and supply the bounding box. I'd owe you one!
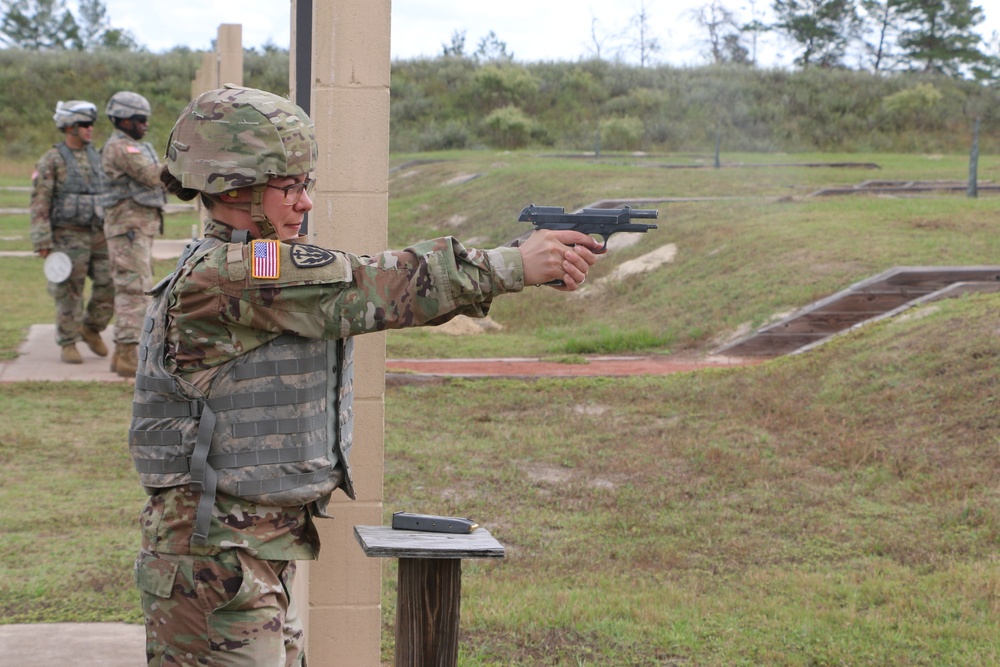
[290,244,337,268]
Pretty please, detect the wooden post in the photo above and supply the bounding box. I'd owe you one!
[354,526,505,667]
[396,558,462,665]
[968,117,980,199]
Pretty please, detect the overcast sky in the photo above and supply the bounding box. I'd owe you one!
[97,0,999,68]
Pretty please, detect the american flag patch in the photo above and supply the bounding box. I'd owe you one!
[251,240,280,279]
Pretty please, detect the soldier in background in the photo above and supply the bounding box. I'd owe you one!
[101,90,167,378]
[30,100,114,364]
[130,85,600,666]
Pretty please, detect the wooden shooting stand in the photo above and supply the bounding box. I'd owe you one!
[353,525,505,667]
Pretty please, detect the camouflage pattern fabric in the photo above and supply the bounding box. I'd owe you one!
[30,144,105,248]
[105,229,155,344]
[135,548,305,667]
[165,220,523,373]
[31,144,114,345]
[102,128,164,344]
[139,486,318,560]
[134,217,525,664]
[138,217,524,556]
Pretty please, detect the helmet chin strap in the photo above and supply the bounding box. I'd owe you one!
[212,185,278,239]
[249,185,278,239]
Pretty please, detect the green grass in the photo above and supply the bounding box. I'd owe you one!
[2,151,1000,665]
[3,294,998,665]
[379,294,1000,665]
[0,382,145,623]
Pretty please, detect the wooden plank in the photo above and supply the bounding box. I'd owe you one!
[395,558,462,667]
[921,281,1000,301]
[719,332,827,357]
[714,266,1000,358]
[809,293,913,312]
[877,269,1000,291]
[354,525,505,560]
[760,311,874,334]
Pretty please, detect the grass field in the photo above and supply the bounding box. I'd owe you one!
[1,150,999,665]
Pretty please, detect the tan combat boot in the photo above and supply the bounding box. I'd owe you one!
[114,343,139,378]
[61,343,83,364]
[81,327,108,357]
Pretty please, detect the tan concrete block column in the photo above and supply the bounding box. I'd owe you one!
[216,24,243,87]
[292,1,392,665]
[190,24,243,98]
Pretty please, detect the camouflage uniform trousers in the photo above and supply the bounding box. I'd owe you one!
[136,548,306,667]
[48,226,114,346]
[106,229,155,345]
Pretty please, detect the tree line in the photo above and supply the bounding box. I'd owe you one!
[1,46,996,162]
[0,0,138,50]
[2,0,997,81]
[385,1,999,80]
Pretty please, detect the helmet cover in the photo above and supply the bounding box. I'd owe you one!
[54,100,97,129]
[165,84,317,194]
[106,91,152,119]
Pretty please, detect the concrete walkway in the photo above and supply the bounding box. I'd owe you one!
[0,239,191,383]
[0,623,146,666]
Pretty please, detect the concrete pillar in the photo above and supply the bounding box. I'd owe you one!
[216,24,243,87]
[191,53,215,98]
[191,24,244,98]
[189,24,245,234]
[291,1,392,664]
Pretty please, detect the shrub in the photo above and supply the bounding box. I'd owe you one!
[599,116,645,151]
[481,105,536,149]
[417,120,471,151]
[467,65,540,114]
[881,83,946,132]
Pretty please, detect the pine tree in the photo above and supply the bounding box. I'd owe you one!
[771,0,861,67]
[0,0,81,50]
[895,0,987,76]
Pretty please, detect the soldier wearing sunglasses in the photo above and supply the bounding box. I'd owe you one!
[29,100,114,365]
[101,91,168,378]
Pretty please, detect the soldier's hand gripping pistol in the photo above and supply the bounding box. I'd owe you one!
[518,204,659,285]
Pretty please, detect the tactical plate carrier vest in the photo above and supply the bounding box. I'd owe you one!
[129,238,355,545]
[51,142,105,229]
[102,141,167,209]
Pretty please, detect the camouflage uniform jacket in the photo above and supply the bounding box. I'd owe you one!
[139,218,524,559]
[30,142,103,252]
[100,129,166,237]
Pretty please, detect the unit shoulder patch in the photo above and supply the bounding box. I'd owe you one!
[290,244,337,268]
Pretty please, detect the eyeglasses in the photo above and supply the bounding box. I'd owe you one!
[76,121,94,128]
[265,178,316,205]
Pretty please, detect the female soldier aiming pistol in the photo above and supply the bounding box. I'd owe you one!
[129,85,600,666]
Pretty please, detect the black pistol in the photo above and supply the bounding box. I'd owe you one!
[518,204,658,252]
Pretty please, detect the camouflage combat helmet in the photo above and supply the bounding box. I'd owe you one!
[53,100,97,129]
[164,84,317,239]
[105,91,151,120]
[165,83,317,194]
